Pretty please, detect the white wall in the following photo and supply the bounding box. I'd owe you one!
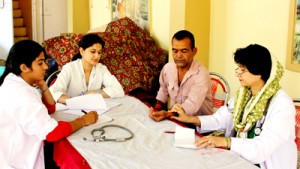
[89,0,111,29]
[0,0,13,60]
[150,0,170,51]
[210,0,300,99]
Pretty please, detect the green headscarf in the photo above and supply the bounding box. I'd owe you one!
[232,56,284,138]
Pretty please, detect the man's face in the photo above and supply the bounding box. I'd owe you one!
[172,37,197,69]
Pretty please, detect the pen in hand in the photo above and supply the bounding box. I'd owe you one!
[81,110,88,114]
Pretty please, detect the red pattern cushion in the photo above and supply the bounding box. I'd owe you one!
[42,17,167,94]
[43,33,83,69]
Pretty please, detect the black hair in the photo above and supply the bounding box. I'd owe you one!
[172,30,195,49]
[72,33,105,61]
[0,40,44,86]
[234,44,272,82]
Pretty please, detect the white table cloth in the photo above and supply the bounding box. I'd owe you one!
[52,96,258,169]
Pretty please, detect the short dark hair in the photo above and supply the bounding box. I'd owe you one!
[172,30,195,49]
[72,33,105,61]
[0,40,44,85]
[234,44,272,82]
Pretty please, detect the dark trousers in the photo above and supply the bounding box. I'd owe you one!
[44,141,60,169]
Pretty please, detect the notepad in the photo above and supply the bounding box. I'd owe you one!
[172,126,196,149]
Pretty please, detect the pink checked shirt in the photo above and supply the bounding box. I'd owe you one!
[156,59,213,116]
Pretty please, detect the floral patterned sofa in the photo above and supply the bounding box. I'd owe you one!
[42,17,167,104]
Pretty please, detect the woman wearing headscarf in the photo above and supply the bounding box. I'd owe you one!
[170,44,297,169]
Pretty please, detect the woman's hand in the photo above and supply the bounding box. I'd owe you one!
[71,111,99,132]
[34,79,56,106]
[81,111,98,126]
[33,79,47,90]
[170,104,201,126]
[83,90,110,98]
[194,136,230,149]
[83,90,99,95]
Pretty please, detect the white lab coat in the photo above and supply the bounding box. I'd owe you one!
[0,73,58,169]
[50,59,125,101]
[198,89,297,169]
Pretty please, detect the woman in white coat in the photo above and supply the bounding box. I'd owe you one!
[0,40,98,169]
[49,33,125,104]
[169,44,297,169]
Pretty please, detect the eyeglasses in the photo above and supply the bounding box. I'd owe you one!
[235,68,248,76]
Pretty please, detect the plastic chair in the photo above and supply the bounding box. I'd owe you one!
[294,98,300,169]
[209,72,230,113]
[204,72,230,137]
[46,70,60,87]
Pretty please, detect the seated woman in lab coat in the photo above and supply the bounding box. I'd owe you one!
[49,33,125,104]
[0,40,98,169]
[168,44,297,169]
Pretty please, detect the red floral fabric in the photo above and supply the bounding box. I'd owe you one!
[43,33,83,69]
[42,17,167,95]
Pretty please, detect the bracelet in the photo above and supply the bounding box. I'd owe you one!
[225,137,230,149]
[41,87,48,94]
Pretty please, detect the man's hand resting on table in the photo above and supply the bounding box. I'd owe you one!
[149,107,178,122]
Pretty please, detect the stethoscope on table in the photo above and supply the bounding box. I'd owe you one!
[83,124,134,142]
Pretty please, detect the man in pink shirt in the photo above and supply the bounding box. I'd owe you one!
[149,30,213,122]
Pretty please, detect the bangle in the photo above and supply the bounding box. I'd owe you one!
[225,137,230,149]
[41,87,48,94]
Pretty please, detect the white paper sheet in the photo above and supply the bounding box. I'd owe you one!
[56,96,121,115]
[173,126,196,149]
[90,114,114,126]
[51,112,113,126]
[66,94,108,110]
[63,109,109,116]
[56,103,68,111]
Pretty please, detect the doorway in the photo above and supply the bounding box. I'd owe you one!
[32,0,67,43]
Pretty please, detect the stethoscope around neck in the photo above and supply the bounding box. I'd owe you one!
[83,124,134,142]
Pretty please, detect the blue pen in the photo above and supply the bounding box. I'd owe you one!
[81,91,84,95]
